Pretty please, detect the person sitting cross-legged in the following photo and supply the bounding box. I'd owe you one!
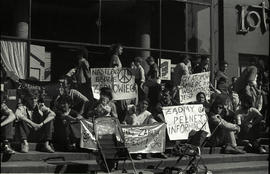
[208,95,245,154]
[15,89,55,153]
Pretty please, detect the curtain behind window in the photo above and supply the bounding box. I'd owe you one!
[1,40,27,79]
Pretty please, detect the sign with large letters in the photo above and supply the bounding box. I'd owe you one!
[159,59,171,80]
[91,68,138,100]
[238,1,269,33]
[162,104,211,140]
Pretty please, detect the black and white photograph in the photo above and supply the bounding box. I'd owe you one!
[1,0,269,173]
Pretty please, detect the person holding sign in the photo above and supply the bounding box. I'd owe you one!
[124,99,157,160]
[208,95,245,154]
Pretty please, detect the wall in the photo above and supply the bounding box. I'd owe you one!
[223,0,269,79]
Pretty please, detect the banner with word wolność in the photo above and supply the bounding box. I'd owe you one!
[122,123,166,153]
[179,72,210,104]
[91,68,138,100]
[158,59,171,80]
[80,120,98,150]
[162,104,211,140]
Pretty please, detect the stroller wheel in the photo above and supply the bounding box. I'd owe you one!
[163,167,172,174]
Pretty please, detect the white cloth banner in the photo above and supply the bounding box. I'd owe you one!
[80,120,97,150]
[91,68,138,100]
[162,104,211,140]
[1,40,27,79]
[179,72,210,104]
[122,123,166,154]
[80,120,166,153]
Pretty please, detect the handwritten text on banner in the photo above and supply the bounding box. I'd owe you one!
[162,104,211,140]
[179,72,210,104]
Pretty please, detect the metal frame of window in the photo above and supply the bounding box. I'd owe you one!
[1,0,214,80]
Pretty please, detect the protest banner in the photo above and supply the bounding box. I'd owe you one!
[80,120,97,150]
[80,120,166,153]
[122,123,166,153]
[179,72,210,104]
[91,68,138,100]
[159,59,171,80]
[162,104,211,140]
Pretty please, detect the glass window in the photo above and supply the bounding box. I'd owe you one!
[161,1,186,51]
[187,4,211,54]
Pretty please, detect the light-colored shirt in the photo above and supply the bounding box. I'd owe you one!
[129,110,156,125]
[109,54,122,68]
[15,104,55,120]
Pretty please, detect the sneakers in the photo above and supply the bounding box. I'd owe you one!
[43,144,55,153]
[222,145,246,154]
[21,143,29,153]
[3,144,16,154]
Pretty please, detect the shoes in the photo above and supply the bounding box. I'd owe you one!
[43,144,55,153]
[243,143,253,153]
[3,145,16,154]
[134,154,142,160]
[66,143,76,152]
[223,145,246,154]
[21,143,29,153]
[255,146,267,154]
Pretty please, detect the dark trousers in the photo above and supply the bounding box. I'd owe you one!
[16,120,53,142]
[54,117,81,144]
[1,122,14,141]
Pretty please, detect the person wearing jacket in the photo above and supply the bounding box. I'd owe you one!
[208,95,245,154]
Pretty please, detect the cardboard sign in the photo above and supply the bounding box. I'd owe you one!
[179,72,210,104]
[80,120,97,150]
[162,104,211,140]
[91,68,138,100]
[122,123,166,153]
[159,59,171,80]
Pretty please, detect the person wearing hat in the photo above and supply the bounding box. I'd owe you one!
[208,94,245,154]
[15,89,56,153]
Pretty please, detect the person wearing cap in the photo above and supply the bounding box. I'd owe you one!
[208,94,245,154]
[1,91,16,154]
[15,89,56,153]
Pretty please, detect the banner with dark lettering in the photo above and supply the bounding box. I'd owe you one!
[91,68,138,100]
[122,123,166,153]
[179,72,210,104]
[159,59,171,80]
[80,120,166,153]
[162,104,211,140]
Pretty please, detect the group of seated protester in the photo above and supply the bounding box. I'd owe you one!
[1,64,268,159]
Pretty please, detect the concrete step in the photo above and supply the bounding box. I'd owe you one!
[1,153,268,173]
[1,151,95,162]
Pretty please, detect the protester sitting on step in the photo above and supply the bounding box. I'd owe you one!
[235,95,267,154]
[124,99,157,160]
[1,91,16,154]
[15,89,55,153]
[208,95,245,154]
[54,95,83,151]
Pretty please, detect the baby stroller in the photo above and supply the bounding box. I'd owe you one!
[93,116,138,174]
[161,121,221,174]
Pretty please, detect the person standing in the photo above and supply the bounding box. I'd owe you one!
[109,43,123,68]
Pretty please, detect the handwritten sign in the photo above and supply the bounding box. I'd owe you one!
[80,120,97,150]
[80,120,166,153]
[159,59,171,80]
[91,68,138,100]
[122,123,166,153]
[179,72,210,104]
[162,104,211,140]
